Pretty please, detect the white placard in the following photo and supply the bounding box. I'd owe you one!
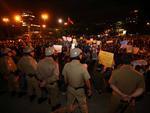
[53,45,62,53]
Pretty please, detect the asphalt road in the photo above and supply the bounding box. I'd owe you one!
[0,75,150,113]
[0,88,150,113]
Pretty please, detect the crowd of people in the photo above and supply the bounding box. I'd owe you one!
[0,35,149,113]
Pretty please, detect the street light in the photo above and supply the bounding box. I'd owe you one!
[2,17,10,23]
[41,13,49,21]
[40,13,49,38]
[2,17,10,38]
[42,24,46,28]
[58,18,63,24]
[14,15,22,22]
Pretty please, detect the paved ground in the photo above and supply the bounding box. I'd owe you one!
[0,88,150,113]
[0,77,150,113]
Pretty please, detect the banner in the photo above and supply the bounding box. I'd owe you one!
[98,50,114,67]
[53,45,62,53]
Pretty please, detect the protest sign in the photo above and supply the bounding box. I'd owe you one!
[98,50,114,67]
[53,45,62,53]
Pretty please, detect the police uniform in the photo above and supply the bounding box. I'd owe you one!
[62,48,91,113]
[108,65,145,113]
[36,47,60,110]
[17,46,41,98]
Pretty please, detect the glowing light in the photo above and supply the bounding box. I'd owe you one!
[134,10,138,13]
[41,13,49,21]
[42,24,46,28]
[123,30,127,35]
[2,17,10,23]
[58,18,63,24]
[64,22,68,26]
[14,15,22,22]
[146,22,150,26]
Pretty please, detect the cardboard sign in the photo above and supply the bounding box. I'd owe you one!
[98,50,114,67]
[53,45,62,53]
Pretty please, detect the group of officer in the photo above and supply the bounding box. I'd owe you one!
[0,45,92,113]
[0,44,146,113]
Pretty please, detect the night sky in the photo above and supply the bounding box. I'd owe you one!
[0,0,148,23]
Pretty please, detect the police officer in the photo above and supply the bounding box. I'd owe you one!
[62,48,92,113]
[17,46,41,101]
[108,63,145,113]
[0,48,18,95]
[36,47,61,110]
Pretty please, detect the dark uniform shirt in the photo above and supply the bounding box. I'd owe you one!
[109,65,145,98]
